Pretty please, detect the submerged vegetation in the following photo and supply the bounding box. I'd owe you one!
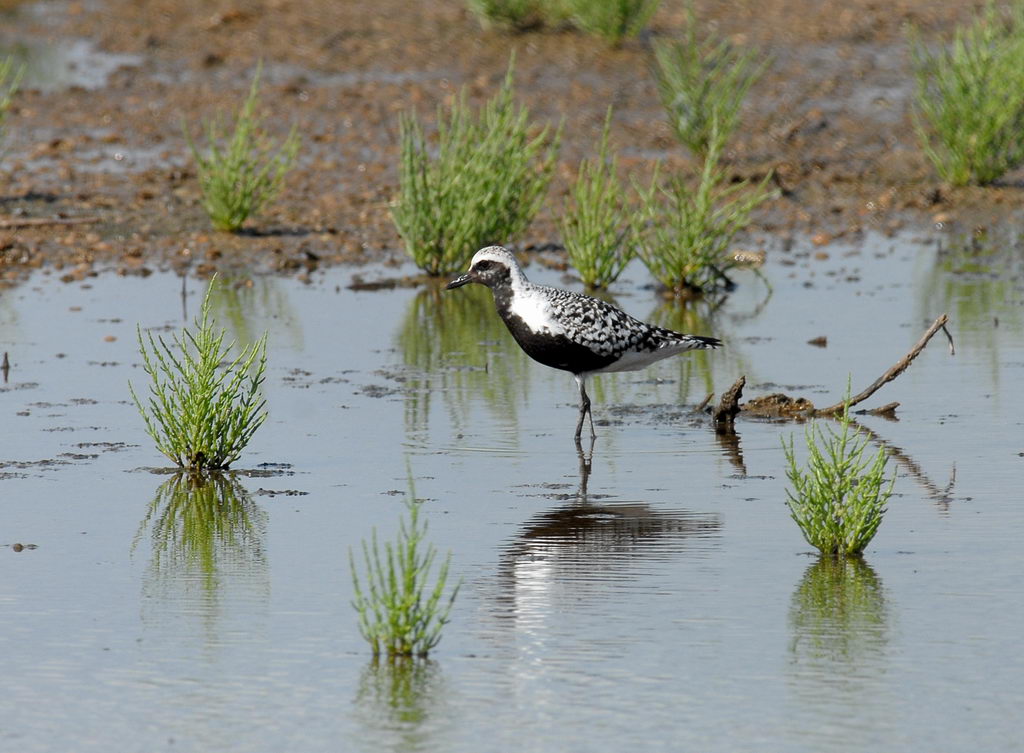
[185,64,301,232]
[782,396,895,557]
[560,109,634,290]
[634,135,776,297]
[392,61,560,276]
[130,280,268,470]
[652,12,767,158]
[350,494,460,658]
[910,3,1024,186]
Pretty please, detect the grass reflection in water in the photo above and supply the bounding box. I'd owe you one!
[134,471,267,596]
[789,555,889,669]
[397,280,532,436]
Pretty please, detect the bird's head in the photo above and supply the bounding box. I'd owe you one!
[446,246,522,290]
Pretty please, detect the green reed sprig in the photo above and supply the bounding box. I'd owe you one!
[185,63,300,232]
[561,108,634,290]
[634,131,775,297]
[350,497,459,658]
[130,280,268,470]
[910,3,1024,186]
[392,58,560,276]
[782,393,895,557]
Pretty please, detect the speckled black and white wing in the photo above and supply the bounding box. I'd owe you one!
[508,282,720,374]
[448,244,723,436]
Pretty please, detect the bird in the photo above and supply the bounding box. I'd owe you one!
[446,245,722,440]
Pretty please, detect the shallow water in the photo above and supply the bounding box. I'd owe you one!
[0,36,140,93]
[1,230,1022,752]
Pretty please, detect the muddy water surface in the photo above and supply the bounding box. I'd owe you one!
[1,232,1021,752]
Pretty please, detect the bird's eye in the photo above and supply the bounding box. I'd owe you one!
[474,260,493,272]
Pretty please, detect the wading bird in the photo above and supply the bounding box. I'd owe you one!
[446,246,721,439]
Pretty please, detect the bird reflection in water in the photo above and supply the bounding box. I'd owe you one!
[495,438,722,627]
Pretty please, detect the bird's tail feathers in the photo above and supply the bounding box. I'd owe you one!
[681,334,722,350]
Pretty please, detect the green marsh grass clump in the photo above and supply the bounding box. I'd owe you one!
[634,135,775,297]
[185,65,300,232]
[910,4,1024,186]
[560,109,633,290]
[782,399,895,557]
[0,56,25,145]
[350,497,459,658]
[392,62,561,276]
[652,14,767,158]
[567,0,660,46]
[130,280,268,470]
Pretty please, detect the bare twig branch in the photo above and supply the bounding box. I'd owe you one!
[816,314,952,416]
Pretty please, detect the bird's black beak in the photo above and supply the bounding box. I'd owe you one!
[446,272,472,290]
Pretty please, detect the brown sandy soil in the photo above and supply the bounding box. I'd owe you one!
[0,0,1013,285]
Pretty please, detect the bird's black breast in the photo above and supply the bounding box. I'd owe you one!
[499,312,618,374]
[490,281,623,373]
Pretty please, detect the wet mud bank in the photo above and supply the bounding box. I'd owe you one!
[2,0,1023,286]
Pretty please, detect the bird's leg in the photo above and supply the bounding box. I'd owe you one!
[573,374,596,440]
[575,432,594,498]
